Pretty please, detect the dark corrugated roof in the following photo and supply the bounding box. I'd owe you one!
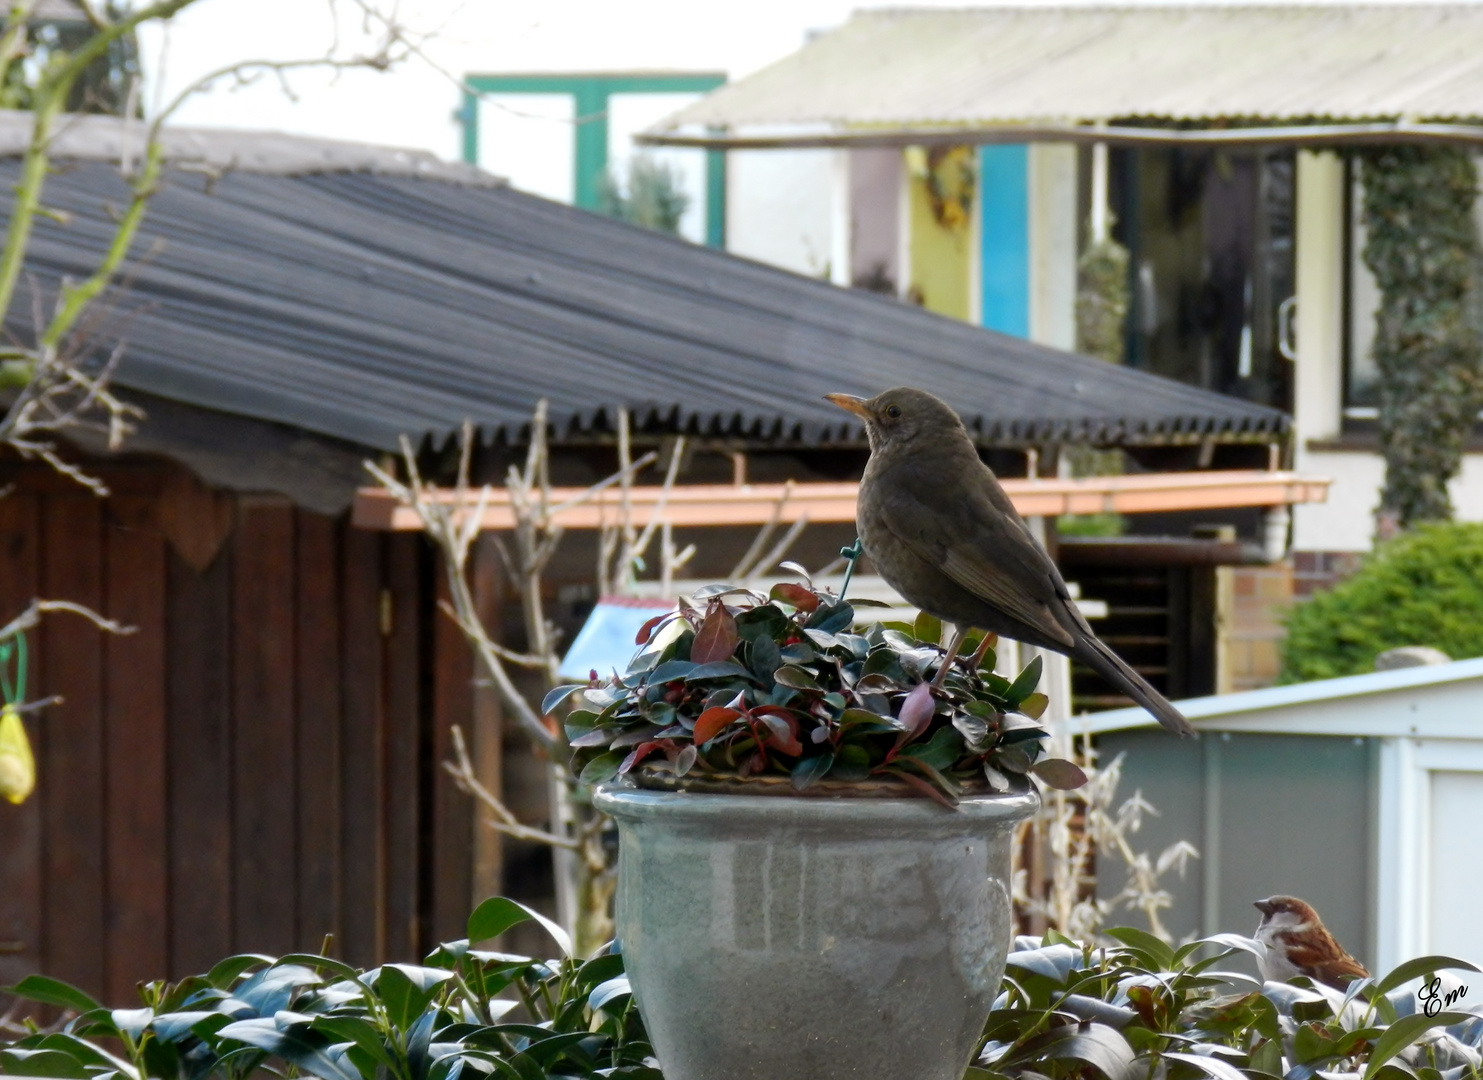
[13,157,1288,452]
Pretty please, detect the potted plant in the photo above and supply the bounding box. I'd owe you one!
[549,575,1083,1080]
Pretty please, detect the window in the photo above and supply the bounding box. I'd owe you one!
[1111,147,1295,412]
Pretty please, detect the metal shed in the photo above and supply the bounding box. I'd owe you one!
[1086,659,1483,972]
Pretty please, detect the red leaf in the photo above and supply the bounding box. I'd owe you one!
[882,767,958,808]
[635,612,671,646]
[691,602,740,664]
[757,713,803,757]
[618,741,666,775]
[769,582,819,613]
[693,706,743,745]
[898,682,935,738]
[1029,758,1088,791]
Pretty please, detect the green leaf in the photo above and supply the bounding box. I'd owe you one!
[274,953,362,983]
[310,1017,396,1069]
[913,611,942,646]
[748,634,782,681]
[683,661,752,681]
[468,897,572,958]
[205,953,272,989]
[470,897,539,947]
[1363,1011,1475,1078]
[1005,656,1043,706]
[900,725,963,771]
[540,685,585,715]
[1372,954,1481,995]
[1162,1051,1251,1080]
[790,753,834,791]
[376,964,453,1030]
[1030,1021,1136,1080]
[0,1049,91,1079]
[1017,692,1049,720]
[1250,1037,1282,1076]
[4,975,103,1016]
[1103,926,1175,971]
[578,751,624,785]
[773,665,821,691]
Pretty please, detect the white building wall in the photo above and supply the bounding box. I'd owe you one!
[725,149,835,278]
[1293,150,1483,553]
[1027,144,1078,351]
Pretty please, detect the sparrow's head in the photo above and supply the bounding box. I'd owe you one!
[1254,895,1318,929]
[824,387,967,455]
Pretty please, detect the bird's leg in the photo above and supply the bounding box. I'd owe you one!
[932,624,970,688]
[968,631,997,672]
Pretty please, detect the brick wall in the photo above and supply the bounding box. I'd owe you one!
[1216,553,1367,693]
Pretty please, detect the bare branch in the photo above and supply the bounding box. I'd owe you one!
[443,726,578,850]
[730,480,793,580]
[0,599,135,644]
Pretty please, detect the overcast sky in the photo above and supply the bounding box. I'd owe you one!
[136,0,1477,166]
[135,0,947,161]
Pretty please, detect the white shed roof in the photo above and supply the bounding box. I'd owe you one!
[654,6,1483,138]
[1086,657,1483,739]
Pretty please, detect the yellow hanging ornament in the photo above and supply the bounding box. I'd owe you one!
[0,703,35,804]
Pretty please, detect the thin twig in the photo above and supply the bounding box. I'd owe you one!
[0,599,135,643]
[730,480,794,580]
[443,726,578,850]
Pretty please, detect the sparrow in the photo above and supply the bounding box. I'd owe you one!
[1254,895,1369,989]
[825,387,1193,736]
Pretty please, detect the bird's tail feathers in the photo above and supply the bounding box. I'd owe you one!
[1078,634,1196,737]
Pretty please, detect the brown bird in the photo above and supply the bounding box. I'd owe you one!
[825,387,1193,736]
[1254,896,1369,989]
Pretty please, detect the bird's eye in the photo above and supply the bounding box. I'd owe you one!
[885,404,902,419]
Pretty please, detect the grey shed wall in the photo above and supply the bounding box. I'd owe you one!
[1095,731,1375,964]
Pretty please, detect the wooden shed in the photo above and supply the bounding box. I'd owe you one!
[0,114,1301,1005]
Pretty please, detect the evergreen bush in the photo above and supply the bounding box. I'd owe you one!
[1281,522,1483,682]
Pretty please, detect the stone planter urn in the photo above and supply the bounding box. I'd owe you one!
[593,783,1039,1080]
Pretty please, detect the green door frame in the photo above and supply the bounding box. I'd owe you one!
[460,73,727,247]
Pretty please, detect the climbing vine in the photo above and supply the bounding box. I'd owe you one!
[1359,145,1483,531]
[1075,236,1130,365]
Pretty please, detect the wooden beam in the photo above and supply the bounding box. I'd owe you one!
[352,470,1330,532]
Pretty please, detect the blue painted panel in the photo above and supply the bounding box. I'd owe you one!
[978,145,1029,338]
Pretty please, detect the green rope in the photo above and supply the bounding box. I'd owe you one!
[839,538,864,600]
[0,632,23,706]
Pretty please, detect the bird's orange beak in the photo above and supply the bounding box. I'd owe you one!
[825,393,872,421]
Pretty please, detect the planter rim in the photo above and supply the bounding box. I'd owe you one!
[594,780,1038,832]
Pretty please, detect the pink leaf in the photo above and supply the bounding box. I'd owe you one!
[618,741,666,774]
[898,682,935,738]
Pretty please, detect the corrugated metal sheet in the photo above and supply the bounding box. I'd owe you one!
[656,5,1483,134]
[12,156,1287,452]
[0,109,497,181]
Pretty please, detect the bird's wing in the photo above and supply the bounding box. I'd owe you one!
[875,459,1077,648]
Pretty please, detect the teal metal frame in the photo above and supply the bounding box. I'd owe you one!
[461,73,727,248]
